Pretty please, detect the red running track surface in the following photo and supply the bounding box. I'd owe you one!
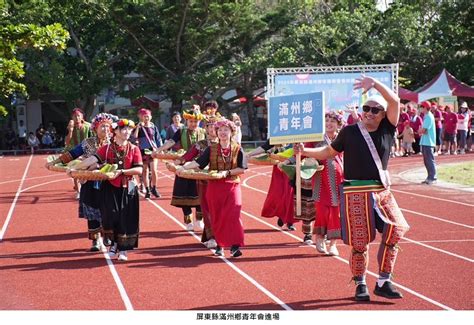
[0,153,473,316]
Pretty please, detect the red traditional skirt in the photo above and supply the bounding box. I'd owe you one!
[313,202,341,240]
[206,179,244,248]
[197,180,214,242]
[261,166,295,224]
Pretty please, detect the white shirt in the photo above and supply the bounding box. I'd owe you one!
[18,125,27,138]
[457,112,469,131]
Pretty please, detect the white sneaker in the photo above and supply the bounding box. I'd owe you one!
[195,219,204,231]
[327,241,339,256]
[205,239,217,249]
[76,192,80,200]
[315,238,328,254]
[108,243,118,257]
[118,251,128,261]
[97,236,106,250]
[186,223,194,231]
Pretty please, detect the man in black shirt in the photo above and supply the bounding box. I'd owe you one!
[294,75,410,302]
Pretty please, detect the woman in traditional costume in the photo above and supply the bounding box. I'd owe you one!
[65,108,93,199]
[311,112,344,256]
[75,119,143,261]
[152,106,206,231]
[177,119,247,257]
[247,142,296,230]
[133,108,163,198]
[173,114,221,248]
[46,113,116,251]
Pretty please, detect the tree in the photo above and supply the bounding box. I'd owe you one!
[366,0,473,88]
[8,0,132,120]
[0,1,68,117]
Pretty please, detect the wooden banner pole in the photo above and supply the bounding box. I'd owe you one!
[296,150,302,217]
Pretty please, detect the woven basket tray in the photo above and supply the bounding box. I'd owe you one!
[178,170,225,181]
[248,156,279,166]
[165,162,178,173]
[47,164,68,172]
[154,152,184,160]
[70,170,114,181]
[268,153,288,162]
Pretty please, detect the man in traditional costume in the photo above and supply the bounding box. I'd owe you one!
[280,142,317,243]
[65,108,93,198]
[153,105,206,231]
[294,75,409,302]
[133,108,163,198]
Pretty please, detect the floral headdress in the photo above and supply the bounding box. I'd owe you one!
[111,118,136,130]
[214,118,236,133]
[325,111,344,127]
[202,113,223,126]
[182,105,204,121]
[91,113,117,130]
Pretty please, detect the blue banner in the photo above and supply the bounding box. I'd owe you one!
[274,71,392,111]
[268,92,324,145]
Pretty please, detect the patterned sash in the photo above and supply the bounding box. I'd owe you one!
[357,122,391,188]
[141,123,159,150]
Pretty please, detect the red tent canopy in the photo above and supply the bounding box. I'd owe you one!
[398,87,419,103]
[399,69,474,103]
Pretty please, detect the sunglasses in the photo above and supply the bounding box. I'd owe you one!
[362,105,384,114]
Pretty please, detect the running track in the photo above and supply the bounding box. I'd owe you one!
[0,153,473,313]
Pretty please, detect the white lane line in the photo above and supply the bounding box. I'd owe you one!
[400,208,474,229]
[152,172,293,310]
[4,169,134,311]
[161,169,462,309]
[0,173,64,186]
[244,173,474,229]
[249,165,474,208]
[20,178,70,193]
[101,248,134,310]
[243,174,474,261]
[0,154,33,241]
[401,237,473,263]
[239,210,454,311]
[391,188,474,208]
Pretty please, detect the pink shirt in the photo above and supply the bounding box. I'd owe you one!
[434,109,443,129]
[397,112,410,134]
[409,114,423,138]
[443,112,458,134]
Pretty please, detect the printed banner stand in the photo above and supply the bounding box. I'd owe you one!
[268,92,325,145]
[268,91,325,217]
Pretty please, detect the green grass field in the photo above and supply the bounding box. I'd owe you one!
[437,161,474,186]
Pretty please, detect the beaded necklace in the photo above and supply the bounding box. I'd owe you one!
[219,143,232,169]
[112,142,130,167]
